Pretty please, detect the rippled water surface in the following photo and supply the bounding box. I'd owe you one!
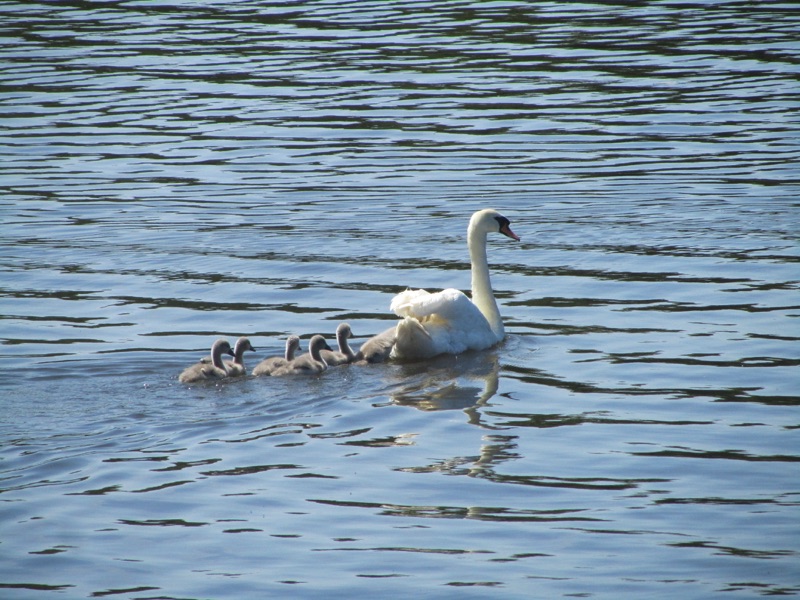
[2,1,799,598]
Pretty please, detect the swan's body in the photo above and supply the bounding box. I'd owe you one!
[355,326,396,363]
[202,336,256,376]
[320,323,356,366]
[252,335,301,376]
[270,335,332,376]
[179,339,235,383]
[389,209,519,361]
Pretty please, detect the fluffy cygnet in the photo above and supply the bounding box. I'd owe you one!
[224,336,256,376]
[355,326,396,364]
[252,335,302,377]
[270,335,332,376]
[179,339,235,383]
[319,322,357,366]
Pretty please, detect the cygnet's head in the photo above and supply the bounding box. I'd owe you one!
[286,335,302,353]
[234,337,256,356]
[212,339,235,357]
[309,335,333,354]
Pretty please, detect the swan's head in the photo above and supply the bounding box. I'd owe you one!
[309,335,333,353]
[234,337,256,355]
[336,323,353,339]
[287,335,302,353]
[470,209,520,241]
[212,339,235,357]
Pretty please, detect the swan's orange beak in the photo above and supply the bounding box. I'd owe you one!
[500,223,520,241]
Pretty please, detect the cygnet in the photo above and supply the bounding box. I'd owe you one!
[320,322,357,366]
[179,339,235,383]
[270,335,332,376]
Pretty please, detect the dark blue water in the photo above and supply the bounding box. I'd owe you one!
[1,2,798,598]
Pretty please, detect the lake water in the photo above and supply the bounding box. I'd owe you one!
[1,2,799,598]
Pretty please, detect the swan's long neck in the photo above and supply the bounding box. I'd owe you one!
[234,345,246,365]
[468,223,504,339]
[338,332,355,359]
[310,338,328,367]
[212,346,227,369]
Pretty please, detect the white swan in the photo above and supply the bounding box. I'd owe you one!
[201,336,256,376]
[252,335,301,376]
[355,326,396,364]
[389,208,519,361]
[270,335,332,376]
[179,339,235,383]
[320,322,357,366]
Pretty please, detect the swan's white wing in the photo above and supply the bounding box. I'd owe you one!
[390,289,499,360]
[391,288,492,332]
[428,301,497,353]
[391,288,470,320]
[390,288,431,317]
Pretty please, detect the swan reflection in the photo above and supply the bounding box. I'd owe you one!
[385,349,500,425]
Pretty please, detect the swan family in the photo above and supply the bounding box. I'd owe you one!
[178,209,519,383]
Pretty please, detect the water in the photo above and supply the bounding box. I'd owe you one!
[1,1,799,598]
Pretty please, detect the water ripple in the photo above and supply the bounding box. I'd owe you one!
[1,2,798,598]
